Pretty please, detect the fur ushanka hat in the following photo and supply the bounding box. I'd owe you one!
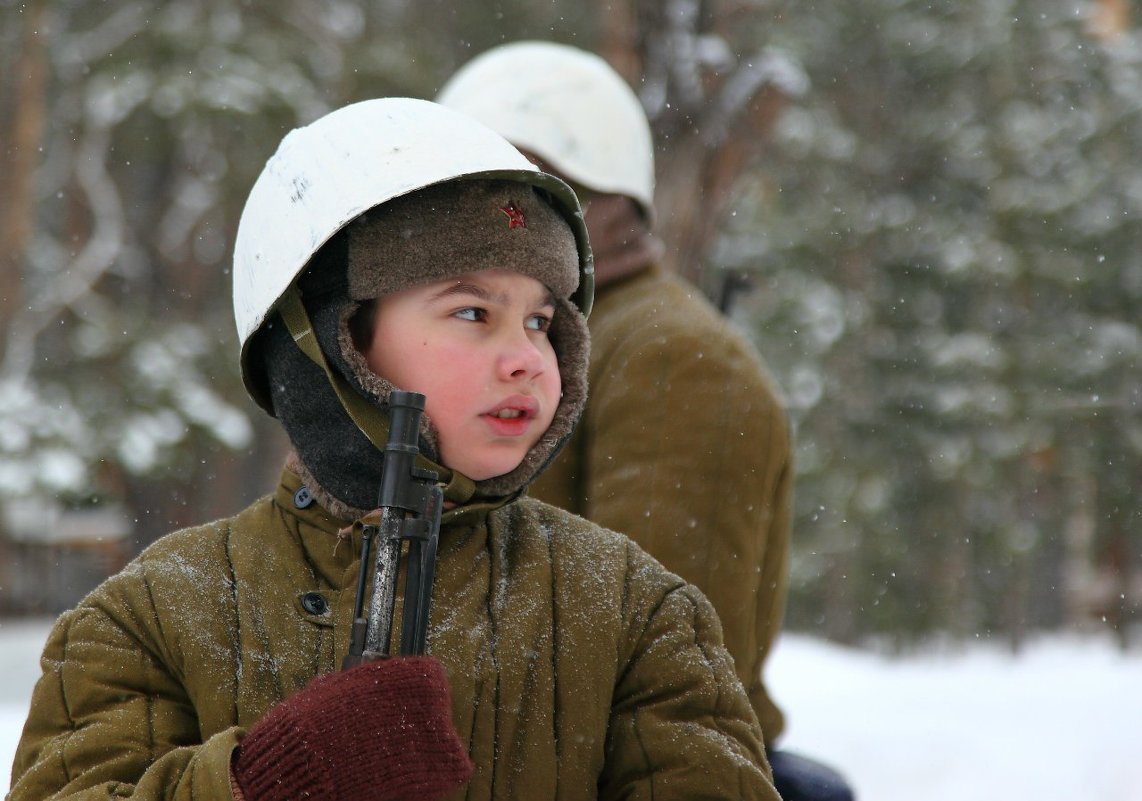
[256,179,591,520]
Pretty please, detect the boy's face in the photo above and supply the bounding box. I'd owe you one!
[361,269,562,481]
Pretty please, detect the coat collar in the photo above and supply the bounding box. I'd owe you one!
[274,465,517,554]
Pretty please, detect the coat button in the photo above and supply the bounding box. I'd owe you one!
[300,592,328,616]
[294,486,314,509]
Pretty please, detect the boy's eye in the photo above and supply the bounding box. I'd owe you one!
[527,313,553,333]
[454,307,486,322]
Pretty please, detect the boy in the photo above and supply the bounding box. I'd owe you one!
[9,98,779,801]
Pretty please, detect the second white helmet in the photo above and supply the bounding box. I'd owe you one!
[437,41,655,217]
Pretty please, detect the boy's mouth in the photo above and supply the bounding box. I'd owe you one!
[482,396,540,435]
[485,395,539,420]
[491,409,528,419]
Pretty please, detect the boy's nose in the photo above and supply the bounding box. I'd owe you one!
[498,333,548,380]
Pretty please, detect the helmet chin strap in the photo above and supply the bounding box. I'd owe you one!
[277,287,476,506]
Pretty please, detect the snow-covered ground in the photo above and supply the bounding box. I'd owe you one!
[768,631,1141,801]
[2,618,1139,800]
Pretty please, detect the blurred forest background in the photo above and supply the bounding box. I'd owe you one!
[1,0,1139,651]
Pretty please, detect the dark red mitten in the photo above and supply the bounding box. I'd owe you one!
[232,656,473,801]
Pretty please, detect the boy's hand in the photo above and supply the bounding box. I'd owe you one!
[231,656,473,801]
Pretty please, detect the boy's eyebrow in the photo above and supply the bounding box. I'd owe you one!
[428,280,556,309]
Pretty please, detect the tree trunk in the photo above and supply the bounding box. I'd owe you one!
[592,0,795,294]
[0,0,48,358]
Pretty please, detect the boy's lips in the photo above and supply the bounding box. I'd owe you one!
[481,396,540,435]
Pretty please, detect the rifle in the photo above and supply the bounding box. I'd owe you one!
[343,390,444,667]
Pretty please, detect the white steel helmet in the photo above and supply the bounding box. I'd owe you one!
[437,41,655,218]
[232,96,593,411]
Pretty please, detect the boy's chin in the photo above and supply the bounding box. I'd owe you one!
[441,450,527,483]
[456,462,522,483]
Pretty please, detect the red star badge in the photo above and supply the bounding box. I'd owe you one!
[501,202,527,229]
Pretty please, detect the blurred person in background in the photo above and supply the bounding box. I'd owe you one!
[439,41,854,801]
